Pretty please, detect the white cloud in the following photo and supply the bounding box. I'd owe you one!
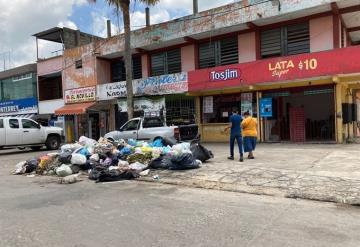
[58,20,78,30]
[0,0,85,70]
[91,12,120,38]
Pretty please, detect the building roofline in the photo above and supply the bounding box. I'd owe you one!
[0,63,37,80]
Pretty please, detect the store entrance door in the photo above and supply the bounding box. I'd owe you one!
[89,113,100,140]
[263,86,335,142]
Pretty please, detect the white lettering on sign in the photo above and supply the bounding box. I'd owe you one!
[210,69,239,81]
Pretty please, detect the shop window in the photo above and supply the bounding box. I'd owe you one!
[75,59,83,69]
[165,95,195,126]
[9,119,19,129]
[38,75,62,101]
[198,36,238,69]
[261,22,310,58]
[151,49,181,76]
[202,93,257,124]
[111,56,142,82]
[0,119,3,128]
[22,119,39,129]
[1,75,37,101]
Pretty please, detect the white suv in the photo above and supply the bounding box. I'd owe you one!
[0,117,63,150]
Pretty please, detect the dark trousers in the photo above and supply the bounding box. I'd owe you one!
[230,133,243,157]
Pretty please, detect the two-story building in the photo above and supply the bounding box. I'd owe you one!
[52,0,360,143]
[0,64,38,118]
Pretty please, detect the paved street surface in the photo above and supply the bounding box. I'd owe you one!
[140,143,360,204]
[1,149,360,247]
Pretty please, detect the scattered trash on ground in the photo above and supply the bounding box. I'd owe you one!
[12,136,213,184]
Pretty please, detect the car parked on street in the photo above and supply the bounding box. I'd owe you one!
[104,117,198,143]
[0,117,63,150]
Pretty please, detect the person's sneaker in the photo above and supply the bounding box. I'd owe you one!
[248,156,255,159]
[227,156,234,160]
[239,156,244,162]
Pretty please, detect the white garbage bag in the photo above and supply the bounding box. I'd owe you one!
[56,164,73,177]
[71,153,87,165]
[90,153,100,162]
[61,143,82,153]
[79,136,98,148]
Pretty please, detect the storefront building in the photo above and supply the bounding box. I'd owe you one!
[97,72,195,129]
[0,64,38,118]
[188,46,360,143]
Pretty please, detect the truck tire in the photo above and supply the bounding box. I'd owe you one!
[46,135,61,150]
[30,146,42,151]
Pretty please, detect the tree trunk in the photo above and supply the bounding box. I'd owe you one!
[121,1,134,119]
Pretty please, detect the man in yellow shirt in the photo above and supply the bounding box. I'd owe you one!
[241,111,257,159]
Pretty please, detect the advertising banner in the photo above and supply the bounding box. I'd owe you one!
[241,93,253,116]
[97,81,127,101]
[117,97,165,114]
[65,86,96,104]
[0,97,38,116]
[188,46,360,92]
[260,98,273,118]
[133,72,188,96]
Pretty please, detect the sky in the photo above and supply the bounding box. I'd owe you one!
[0,0,235,71]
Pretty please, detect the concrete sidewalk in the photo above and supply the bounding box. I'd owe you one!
[139,143,360,205]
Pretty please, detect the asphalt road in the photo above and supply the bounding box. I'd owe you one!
[1,148,360,247]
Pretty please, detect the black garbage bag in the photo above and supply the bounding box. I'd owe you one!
[89,166,136,183]
[59,152,72,164]
[149,155,169,169]
[24,158,39,173]
[190,141,214,162]
[169,153,200,170]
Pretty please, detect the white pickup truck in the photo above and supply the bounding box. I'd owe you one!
[104,117,198,144]
[0,117,63,151]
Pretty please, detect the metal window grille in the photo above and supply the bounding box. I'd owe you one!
[199,37,238,69]
[261,22,310,58]
[151,48,181,76]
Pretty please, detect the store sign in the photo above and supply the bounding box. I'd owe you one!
[117,97,165,114]
[260,98,273,118]
[0,97,38,116]
[65,86,96,104]
[133,72,188,96]
[188,46,360,92]
[97,81,126,100]
[210,69,240,81]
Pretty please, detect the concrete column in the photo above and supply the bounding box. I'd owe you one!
[195,96,202,140]
[335,82,343,143]
[145,7,150,27]
[193,0,198,14]
[107,20,112,38]
[256,91,262,142]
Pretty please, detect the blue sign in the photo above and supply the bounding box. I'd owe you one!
[260,98,273,118]
[0,97,38,116]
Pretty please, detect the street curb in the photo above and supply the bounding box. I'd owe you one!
[137,175,360,206]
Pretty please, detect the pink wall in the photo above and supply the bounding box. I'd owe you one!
[141,54,149,78]
[37,56,63,76]
[181,45,196,72]
[238,32,256,63]
[310,16,334,52]
[96,59,111,85]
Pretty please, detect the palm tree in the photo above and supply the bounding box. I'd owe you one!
[91,0,159,119]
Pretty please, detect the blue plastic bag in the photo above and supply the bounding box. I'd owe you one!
[120,146,132,156]
[151,138,164,148]
[127,139,137,147]
[79,148,91,157]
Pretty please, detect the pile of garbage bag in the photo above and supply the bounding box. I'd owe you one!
[13,136,213,183]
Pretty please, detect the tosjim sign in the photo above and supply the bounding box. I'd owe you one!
[188,46,360,92]
[65,86,96,104]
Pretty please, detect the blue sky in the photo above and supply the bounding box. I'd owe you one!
[0,0,234,69]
